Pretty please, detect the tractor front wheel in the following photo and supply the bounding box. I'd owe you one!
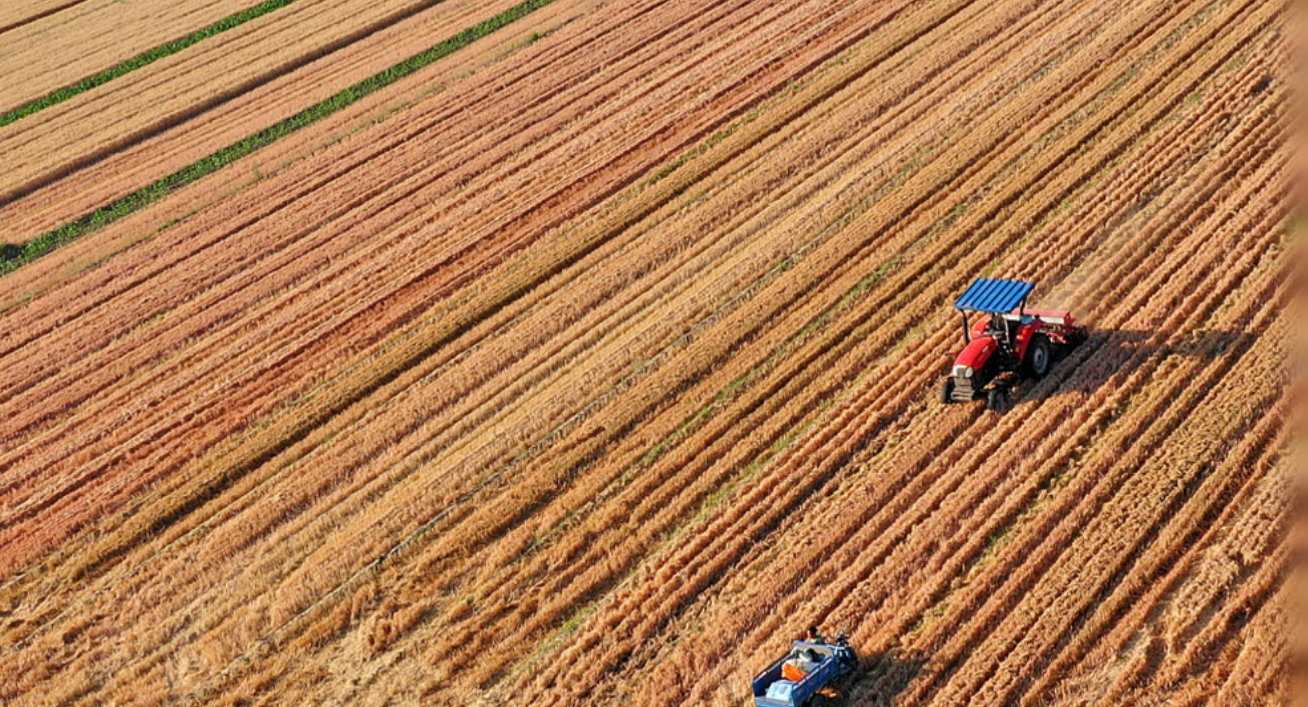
[940,378,954,404]
[1025,334,1051,378]
[986,387,1009,412]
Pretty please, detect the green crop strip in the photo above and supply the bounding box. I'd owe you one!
[1,0,556,275]
[0,0,300,129]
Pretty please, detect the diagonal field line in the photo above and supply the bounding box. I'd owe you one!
[0,0,559,275]
[0,0,302,128]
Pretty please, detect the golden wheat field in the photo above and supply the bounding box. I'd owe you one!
[0,0,1289,704]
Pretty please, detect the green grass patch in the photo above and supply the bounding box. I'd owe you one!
[1,0,558,276]
[0,0,301,129]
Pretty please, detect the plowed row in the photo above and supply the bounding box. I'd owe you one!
[0,0,1286,704]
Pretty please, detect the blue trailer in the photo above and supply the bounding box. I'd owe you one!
[751,638,857,707]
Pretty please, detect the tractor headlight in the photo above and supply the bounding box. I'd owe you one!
[953,365,973,378]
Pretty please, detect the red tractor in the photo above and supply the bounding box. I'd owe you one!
[941,278,1086,411]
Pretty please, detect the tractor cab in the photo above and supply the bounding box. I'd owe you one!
[941,278,1086,411]
[981,314,1020,359]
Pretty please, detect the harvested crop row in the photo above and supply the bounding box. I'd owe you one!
[732,86,1275,707]
[905,62,1281,705]
[617,71,1281,705]
[0,0,89,36]
[0,0,541,208]
[1026,403,1286,702]
[483,0,1255,695]
[355,0,1122,680]
[0,0,894,590]
[81,0,941,674]
[0,0,941,700]
[350,0,1103,606]
[0,0,724,499]
[0,0,668,376]
[426,0,1276,695]
[0,0,564,244]
[2,0,1020,695]
[0,0,695,616]
[0,0,868,423]
[486,4,1281,700]
[438,8,1210,693]
[0,0,254,114]
[884,81,1281,674]
[0,0,1284,703]
[214,0,1103,690]
[888,185,1286,705]
[0,0,847,601]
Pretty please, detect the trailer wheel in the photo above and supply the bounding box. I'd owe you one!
[940,378,954,404]
[986,387,1008,412]
[1025,335,1051,378]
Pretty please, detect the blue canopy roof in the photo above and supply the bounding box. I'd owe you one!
[954,278,1035,313]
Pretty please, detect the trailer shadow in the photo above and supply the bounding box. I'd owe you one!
[1001,327,1247,409]
[811,652,924,707]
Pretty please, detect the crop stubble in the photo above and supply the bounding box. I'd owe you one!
[0,0,1285,704]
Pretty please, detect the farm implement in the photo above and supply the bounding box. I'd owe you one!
[941,278,1086,412]
[752,633,857,707]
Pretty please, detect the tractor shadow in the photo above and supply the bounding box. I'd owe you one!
[811,653,925,707]
[1005,327,1246,409]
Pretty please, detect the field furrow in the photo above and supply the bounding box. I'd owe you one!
[0,0,1284,704]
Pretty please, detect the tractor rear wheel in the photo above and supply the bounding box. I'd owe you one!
[940,378,954,404]
[986,387,1008,412]
[1025,334,1051,378]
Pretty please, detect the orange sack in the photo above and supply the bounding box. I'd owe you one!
[782,662,806,682]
